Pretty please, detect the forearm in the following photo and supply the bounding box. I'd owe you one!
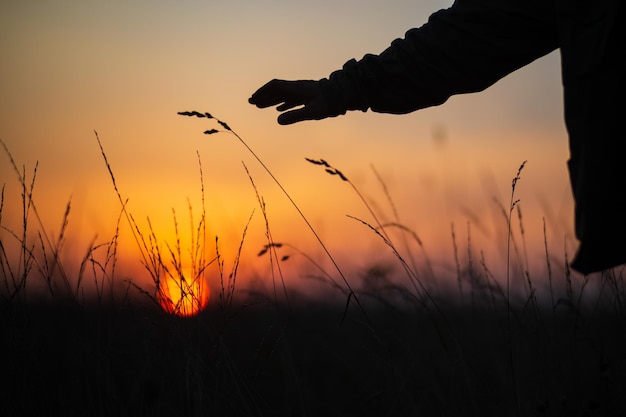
[325,0,559,114]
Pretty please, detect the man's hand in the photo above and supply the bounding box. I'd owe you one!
[249,79,333,125]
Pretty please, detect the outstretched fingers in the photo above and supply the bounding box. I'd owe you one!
[249,79,298,108]
[277,107,311,125]
[276,101,304,112]
[249,79,331,124]
[278,97,329,125]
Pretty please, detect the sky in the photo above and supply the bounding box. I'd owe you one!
[0,0,580,303]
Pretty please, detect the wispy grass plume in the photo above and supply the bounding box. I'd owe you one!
[177,110,370,325]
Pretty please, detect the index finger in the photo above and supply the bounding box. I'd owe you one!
[248,79,290,108]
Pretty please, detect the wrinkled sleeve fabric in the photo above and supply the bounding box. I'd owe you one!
[322,0,559,115]
[558,0,626,274]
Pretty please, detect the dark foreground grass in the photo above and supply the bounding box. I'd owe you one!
[2,121,626,417]
[1,292,625,417]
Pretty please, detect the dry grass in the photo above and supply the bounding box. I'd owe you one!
[1,119,626,416]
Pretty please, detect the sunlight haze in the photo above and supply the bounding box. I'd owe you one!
[0,0,574,300]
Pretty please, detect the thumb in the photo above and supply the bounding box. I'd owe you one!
[277,99,330,125]
[277,107,312,125]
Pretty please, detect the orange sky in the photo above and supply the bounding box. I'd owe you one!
[0,1,580,303]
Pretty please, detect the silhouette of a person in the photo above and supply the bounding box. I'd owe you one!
[249,0,625,275]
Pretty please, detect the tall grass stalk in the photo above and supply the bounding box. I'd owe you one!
[304,157,429,300]
[216,210,254,318]
[242,162,292,312]
[506,160,526,417]
[371,164,422,277]
[1,138,128,304]
[258,241,346,295]
[0,138,76,299]
[451,222,463,300]
[177,111,369,325]
[346,206,478,413]
[95,132,215,315]
[94,132,152,276]
[76,206,123,304]
[543,217,556,319]
[302,155,480,412]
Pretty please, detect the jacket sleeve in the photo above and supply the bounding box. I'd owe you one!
[322,0,560,115]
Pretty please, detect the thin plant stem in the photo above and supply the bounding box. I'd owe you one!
[178,111,370,326]
[506,160,526,417]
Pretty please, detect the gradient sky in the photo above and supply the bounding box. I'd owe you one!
[0,0,578,300]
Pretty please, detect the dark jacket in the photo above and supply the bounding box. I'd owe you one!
[322,0,625,274]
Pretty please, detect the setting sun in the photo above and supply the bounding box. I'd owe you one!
[158,268,209,317]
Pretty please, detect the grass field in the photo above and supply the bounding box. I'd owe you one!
[2,287,626,416]
[2,120,626,416]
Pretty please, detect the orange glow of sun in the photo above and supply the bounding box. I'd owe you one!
[158,268,209,317]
